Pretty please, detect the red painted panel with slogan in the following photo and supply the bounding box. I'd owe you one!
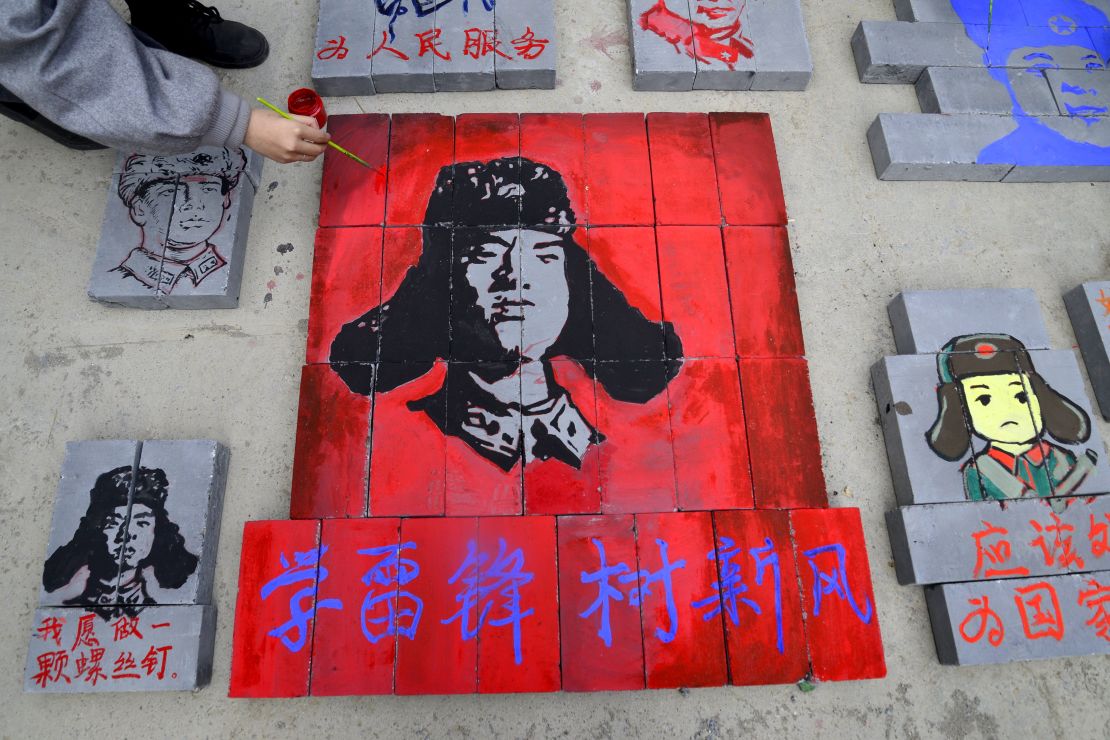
[712,509,809,685]
[790,508,887,681]
[229,113,886,697]
[636,512,728,689]
[309,518,400,696]
[229,520,321,697]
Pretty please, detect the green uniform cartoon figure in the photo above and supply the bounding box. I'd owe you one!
[926,334,1098,504]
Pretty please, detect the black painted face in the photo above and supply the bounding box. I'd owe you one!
[459,228,571,361]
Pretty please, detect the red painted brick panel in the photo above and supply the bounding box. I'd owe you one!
[319,114,390,227]
[710,113,787,227]
[588,227,665,361]
[445,438,523,516]
[368,361,447,516]
[523,360,602,515]
[712,510,809,685]
[521,113,587,224]
[558,514,645,691]
[739,358,827,509]
[668,358,754,511]
[724,227,804,358]
[584,113,654,226]
[790,508,886,681]
[657,225,735,358]
[454,113,520,163]
[290,364,370,519]
[385,114,454,225]
[395,517,479,694]
[310,519,400,696]
[647,113,721,226]
[229,520,321,698]
[477,516,561,693]
[306,227,383,365]
[595,361,677,514]
[636,512,728,689]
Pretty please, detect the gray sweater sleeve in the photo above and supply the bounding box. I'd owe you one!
[0,0,251,153]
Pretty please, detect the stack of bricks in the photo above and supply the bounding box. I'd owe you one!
[88,147,263,309]
[312,0,557,94]
[853,0,1110,182]
[872,289,1110,664]
[26,440,229,692]
[228,112,886,697]
[1065,281,1110,422]
[627,0,812,91]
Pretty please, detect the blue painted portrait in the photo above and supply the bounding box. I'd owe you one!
[951,0,1110,166]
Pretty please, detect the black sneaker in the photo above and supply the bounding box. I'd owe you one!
[127,0,270,69]
[0,101,108,150]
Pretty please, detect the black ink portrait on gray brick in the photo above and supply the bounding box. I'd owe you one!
[330,158,683,470]
[115,148,247,293]
[42,466,198,618]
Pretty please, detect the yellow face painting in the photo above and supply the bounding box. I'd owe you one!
[959,373,1043,445]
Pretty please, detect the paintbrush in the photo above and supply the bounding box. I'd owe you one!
[256,97,373,168]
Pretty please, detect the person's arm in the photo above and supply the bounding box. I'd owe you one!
[0,0,328,161]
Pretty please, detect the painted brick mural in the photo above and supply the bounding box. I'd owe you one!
[873,289,1110,665]
[26,440,229,692]
[854,1,1110,182]
[228,112,886,696]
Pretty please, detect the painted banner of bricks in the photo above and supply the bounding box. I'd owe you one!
[228,113,886,696]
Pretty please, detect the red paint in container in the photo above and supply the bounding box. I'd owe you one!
[287,88,327,128]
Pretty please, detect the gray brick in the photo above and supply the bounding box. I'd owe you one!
[312,0,375,96]
[91,148,260,309]
[916,66,1059,114]
[867,113,1017,181]
[134,440,230,605]
[1019,349,1110,496]
[25,605,216,692]
[1045,68,1110,116]
[1001,163,1110,182]
[894,0,960,22]
[40,441,141,608]
[895,0,1029,25]
[1065,281,1110,421]
[494,0,557,89]
[433,0,495,92]
[852,21,983,84]
[888,289,1051,355]
[628,0,695,91]
[88,173,167,309]
[871,355,981,507]
[370,3,435,93]
[690,0,755,91]
[746,0,813,91]
[924,574,1110,665]
[156,152,259,309]
[887,494,1110,586]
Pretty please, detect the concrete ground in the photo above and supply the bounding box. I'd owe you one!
[2,0,1108,737]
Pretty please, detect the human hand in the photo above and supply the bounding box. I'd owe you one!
[244,108,331,164]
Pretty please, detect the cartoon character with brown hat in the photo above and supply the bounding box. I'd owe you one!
[927,333,1098,503]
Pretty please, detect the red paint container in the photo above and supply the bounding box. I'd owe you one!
[287,88,327,127]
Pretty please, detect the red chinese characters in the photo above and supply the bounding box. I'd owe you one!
[971,521,1031,579]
